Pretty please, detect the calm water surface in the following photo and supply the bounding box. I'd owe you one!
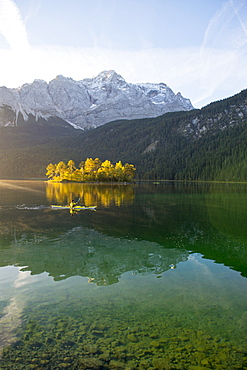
[0,180,247,369]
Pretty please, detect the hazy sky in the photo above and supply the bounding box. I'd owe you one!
[0,0,246,107]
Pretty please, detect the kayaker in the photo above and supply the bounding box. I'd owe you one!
[69,199,77,208]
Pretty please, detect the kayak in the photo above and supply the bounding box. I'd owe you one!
[51,205,97,210]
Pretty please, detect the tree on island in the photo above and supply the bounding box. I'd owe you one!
[46,158,136,183]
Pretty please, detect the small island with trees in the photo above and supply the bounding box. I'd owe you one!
[46,158,136,183]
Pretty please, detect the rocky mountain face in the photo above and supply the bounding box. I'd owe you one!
[0,70,194,129]
[178,97,247,139]
[0,88,247,180]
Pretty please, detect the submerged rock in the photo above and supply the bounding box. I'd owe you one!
[108,359,126,369]
[83,344,99,354]
[78,356,103,369]
[127,333,138,342]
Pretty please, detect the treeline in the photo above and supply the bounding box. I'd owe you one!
[1,89,247,182]
[46,158,136,182]
[131,120,247,181]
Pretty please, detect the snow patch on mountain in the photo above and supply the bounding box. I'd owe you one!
[0,70,194,129]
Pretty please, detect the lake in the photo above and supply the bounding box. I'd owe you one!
[0,180,247,369]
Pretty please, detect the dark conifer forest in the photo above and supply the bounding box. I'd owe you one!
[0,89,247,181]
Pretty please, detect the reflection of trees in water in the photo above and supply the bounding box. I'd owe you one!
[0,227,189,286]
[46,183,135,207]
[1,181,247,280]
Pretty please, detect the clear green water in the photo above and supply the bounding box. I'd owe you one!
[0,180,247,369]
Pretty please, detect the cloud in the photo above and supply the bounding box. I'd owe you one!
[0,0,246,108]
[24,0,42,23]
[202,0,247,49]
[230,0,247,40]
[196,0,247,106]
[0,44,246,107]
[0,0,30,52]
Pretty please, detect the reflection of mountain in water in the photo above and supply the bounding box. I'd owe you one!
[0,226,188,285]
[1,181,247,279]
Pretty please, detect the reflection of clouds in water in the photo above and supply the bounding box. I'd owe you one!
[0,267,26,356]
[14,268,31,288]
[0,266,47,356]
[188,254,212,275]
[186,253,230,307]
[0,296,23,356]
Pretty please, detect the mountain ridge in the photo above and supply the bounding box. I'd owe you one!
[0,87,246,181]
[0,70,193,129]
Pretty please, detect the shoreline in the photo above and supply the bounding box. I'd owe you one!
[1,178,247,185]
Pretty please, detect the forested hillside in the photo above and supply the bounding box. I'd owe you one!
[0,89,247,181]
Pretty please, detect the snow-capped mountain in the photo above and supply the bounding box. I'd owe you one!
[0,70,194,129]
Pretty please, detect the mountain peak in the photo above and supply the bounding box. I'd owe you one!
[20,79,47,89]
[92,70,126,86]
[0,71,194,129]
[96,70,123,79]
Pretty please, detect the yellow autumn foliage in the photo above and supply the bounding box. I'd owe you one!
[46,158,136,183]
